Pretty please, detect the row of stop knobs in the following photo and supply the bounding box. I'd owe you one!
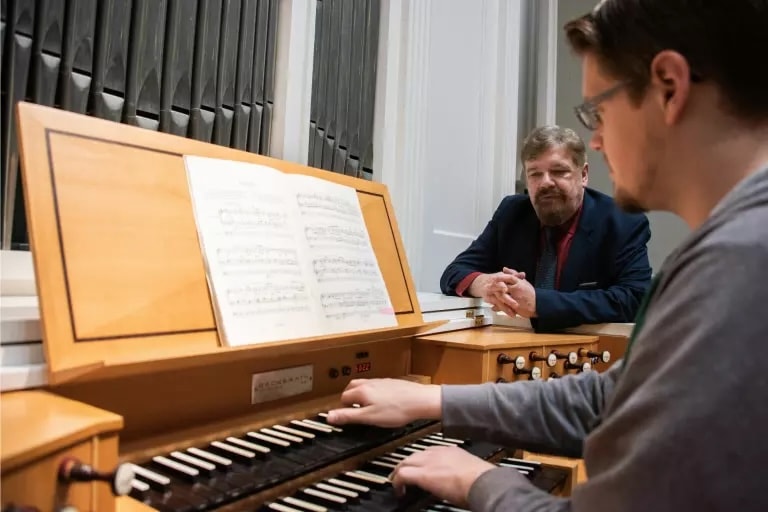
[496,348,610,381]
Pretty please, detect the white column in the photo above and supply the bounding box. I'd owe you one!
[373,0,431,280]
[269,0,317,164]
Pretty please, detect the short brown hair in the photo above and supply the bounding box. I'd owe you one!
[564,1,768,124]
[520,125,587,168]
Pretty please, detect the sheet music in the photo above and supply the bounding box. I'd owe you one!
[184,156,396,347]
[292,176,397,332]
[185,157,323,346]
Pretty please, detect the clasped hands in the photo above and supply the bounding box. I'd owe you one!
[326,379,496,507]
[468,267,537,318]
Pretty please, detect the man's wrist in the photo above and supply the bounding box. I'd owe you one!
[463,273,485,297]
[420,384,443,420]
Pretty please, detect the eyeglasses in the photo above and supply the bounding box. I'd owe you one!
[573,81,627,131]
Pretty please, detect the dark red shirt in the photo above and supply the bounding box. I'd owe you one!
[456,205,582,295]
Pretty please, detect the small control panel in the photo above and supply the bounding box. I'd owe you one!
[494,346,610,383]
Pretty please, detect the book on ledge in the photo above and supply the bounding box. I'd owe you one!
[184,155,397,347]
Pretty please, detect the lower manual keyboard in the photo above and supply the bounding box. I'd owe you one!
[259,433,566,512]
[127,411,436,512]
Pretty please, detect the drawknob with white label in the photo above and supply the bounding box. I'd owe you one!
[513,366,542,380]
[564,360,592,372]
[496,354,526,369]
[550,350,578,365]
[529,351,557,367]
[57,457,135,496]
[578,348,611,363]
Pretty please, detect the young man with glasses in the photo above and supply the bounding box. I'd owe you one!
[328,1,768,511]
[439,125,652,332]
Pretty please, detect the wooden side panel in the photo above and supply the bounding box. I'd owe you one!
[358,192,415,315]
[48,133,215,340]
[596,335,628,370]
[1,391,122,512]
[411,343,488,385]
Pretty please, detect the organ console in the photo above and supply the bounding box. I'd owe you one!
[410,305,632,492]
[0,103,569,512]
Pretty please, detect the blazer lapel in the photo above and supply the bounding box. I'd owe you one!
[559,192,596,290]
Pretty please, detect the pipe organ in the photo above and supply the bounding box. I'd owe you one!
[0,103,573,512]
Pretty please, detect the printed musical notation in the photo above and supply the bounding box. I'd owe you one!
[226,282,311,317]
[312,256,379,282]
[305,225,367,248]
[184,155,396,346]
[320,287,390,320]
[218,205,290,230]
[218,246,299,269]
[296,192,359,218]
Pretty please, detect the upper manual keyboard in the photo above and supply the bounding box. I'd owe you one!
[127,410,437,512]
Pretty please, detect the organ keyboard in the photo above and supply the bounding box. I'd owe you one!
[1,104,568,512]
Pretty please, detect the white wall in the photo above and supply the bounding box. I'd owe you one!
[374,0,525,292]
[554,0,689,271]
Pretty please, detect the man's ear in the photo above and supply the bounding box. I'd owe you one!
[582,163,589,186]
[649,50,692,125]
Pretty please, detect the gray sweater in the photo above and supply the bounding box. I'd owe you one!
[441,164,768,512]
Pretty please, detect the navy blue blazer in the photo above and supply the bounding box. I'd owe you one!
[439,188,652,332]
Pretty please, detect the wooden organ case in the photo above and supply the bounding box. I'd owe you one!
[411,326,604,492]
[1,104,569,512]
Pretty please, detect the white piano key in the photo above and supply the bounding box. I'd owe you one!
[421,438,455,447]
[268,503,303,512]
[131,479,150,492]
[370,460,396,469]
[128,464,171,486]
[348,470,389,484]
[498,463,531,475]
[385,451,407,459]
[327,477,369,493]
[152,455,199,477]
[262,427,303,443]
[283,496,327,512]
[432,433,465,444]
[303,418,342,432]
[187,447,232,466]
[247,431,291,447]
[378,456,402,465]
[409,443,430,450]
[302,487,347,504]
[226,436,271,454]
[291,419,332,433]
[502,457,541,467]
[274,424,316,439]
[400,446,421,454]
[315,482,358,498]
[433,504,471,512]
[170,451,216,471]
[211,440,256,458]
[343,471,384,485]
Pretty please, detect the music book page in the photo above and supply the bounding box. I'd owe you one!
[184,155,397,346]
